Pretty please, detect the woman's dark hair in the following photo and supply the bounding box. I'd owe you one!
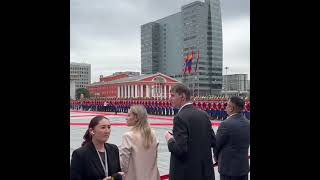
[81,116,109,147]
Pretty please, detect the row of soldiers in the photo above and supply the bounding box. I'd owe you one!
[70,97,250,120]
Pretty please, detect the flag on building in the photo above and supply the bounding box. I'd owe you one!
[186,50,194,73]
[195,49,200,72]
[183,54,188,75]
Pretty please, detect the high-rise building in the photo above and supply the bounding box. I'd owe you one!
[223,74,249,92]
[141,0,223,95]
[112,71,140,77]
[70,74,80,99]
[70,62,91,89]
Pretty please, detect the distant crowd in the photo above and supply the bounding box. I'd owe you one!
[71,84,250,180]
[70,96,250,120]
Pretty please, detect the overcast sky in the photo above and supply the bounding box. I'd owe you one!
[71,0,250,82]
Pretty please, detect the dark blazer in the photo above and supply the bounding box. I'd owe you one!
[214,113,250,176]
[167,104,216,180]
[70,142,121,180]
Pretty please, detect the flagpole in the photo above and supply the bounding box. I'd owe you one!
[197,71,199,96]
[193,72,195,97]
[195,49,200,97]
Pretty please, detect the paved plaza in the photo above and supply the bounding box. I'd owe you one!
[70,110,249,179]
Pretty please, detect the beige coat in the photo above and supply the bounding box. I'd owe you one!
[119,128,160,180]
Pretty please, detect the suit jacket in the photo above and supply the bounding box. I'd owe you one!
[214,113,250,176]
[70,142,121,180]
[119,129,160,180]
[167,104,216,180]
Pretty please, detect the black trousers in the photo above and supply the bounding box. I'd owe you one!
[220,174,248,180]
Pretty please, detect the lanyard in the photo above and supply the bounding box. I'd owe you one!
[96,148,108,176]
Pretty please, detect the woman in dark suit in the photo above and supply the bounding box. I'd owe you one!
[71,116,123,180]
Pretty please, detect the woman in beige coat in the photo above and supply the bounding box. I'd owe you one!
[119,105,160,180]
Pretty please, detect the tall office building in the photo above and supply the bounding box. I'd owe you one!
[70,62,91,89]
[70,74,80,99]
[141,0,223,95]
[223,74,249,92]
[113,71,140,77]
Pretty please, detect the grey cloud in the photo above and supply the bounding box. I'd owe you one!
[70,0,250,82]
[220,0,250,20]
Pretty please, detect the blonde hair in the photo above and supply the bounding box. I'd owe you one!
[129,105,155,149]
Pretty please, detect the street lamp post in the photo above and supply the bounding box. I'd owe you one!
[224,67,229,94]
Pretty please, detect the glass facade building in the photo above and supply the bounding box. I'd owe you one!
[141,0,223,95]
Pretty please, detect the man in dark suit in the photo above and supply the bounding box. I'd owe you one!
[214,96,250,180]
[164,84,216,180]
